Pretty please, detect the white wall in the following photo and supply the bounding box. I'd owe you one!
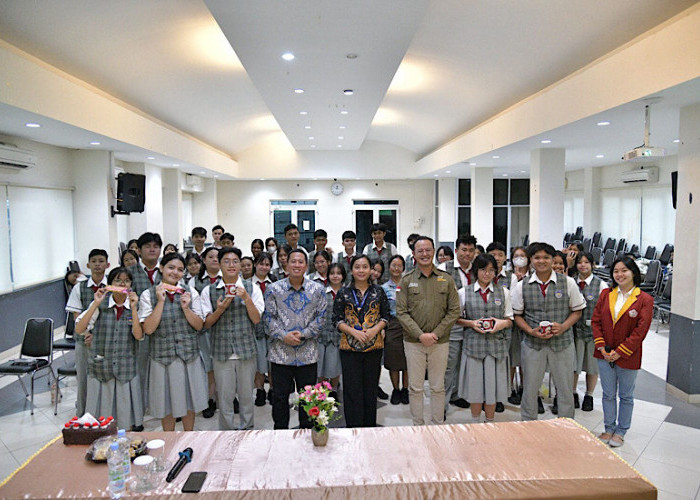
[0,133,73,188]
[192,178,219,244]
[216,179,433,255]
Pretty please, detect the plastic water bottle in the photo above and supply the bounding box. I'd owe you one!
[107,442,126,499]
[116,429,131,476]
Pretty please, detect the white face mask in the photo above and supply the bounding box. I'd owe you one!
[267,246,276,253]
[513,256,528,268]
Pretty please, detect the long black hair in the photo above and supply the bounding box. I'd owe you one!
[610,256,642,288]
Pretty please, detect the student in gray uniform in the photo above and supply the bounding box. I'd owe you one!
[362,223,397,285]
[404,233,420,273]
[456,254,513,423]
[318,263,345,397]
[201,247,264,431]
[139,252,207,432]
[252,252,277,406]
[65,248,110,417]
[76,267,143,430]
[510,242,586,421]
[573,252,607,411]
[337,231,360,284]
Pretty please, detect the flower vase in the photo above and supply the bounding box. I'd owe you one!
[312,428,328,447]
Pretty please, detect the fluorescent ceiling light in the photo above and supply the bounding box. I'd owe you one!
[25,123,40,128]
[281,52,295,61]
[294,88,304,94]
[597,121,611,126]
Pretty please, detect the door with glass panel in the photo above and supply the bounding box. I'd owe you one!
[270,201,317,251]
[353,201,399,253]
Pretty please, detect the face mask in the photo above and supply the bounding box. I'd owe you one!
[267,246,276,253]
[513,257,528,268]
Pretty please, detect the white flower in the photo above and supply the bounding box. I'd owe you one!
[325,397,336,404]
[317,410,329,426]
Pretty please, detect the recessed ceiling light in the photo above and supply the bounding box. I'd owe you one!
[281,52,295,61]
[173,163,180,167]
[90,141,101,145]
[343,89,354,95]
[308,136,315,140]
[433,174,438,177]
[346,53,358,59]
[147,156,155,160]
[200,171,205,174]
[310,145,317,148]
[338,136,344,140]
[294,88,304,94]
[445,170,451,174]
[340,110,349,115]
[540,139,551,144]
[502,173,508,177]
[25,123,40,128]
[337,145,342,148]
[260,178,265,181]
[597,121,611,126]
[673,139,680,143]
[313,178,318,181]
[214,175,219,178]
[304,125,311,129]
[520,170,526,173]
[469,162,476,166]
[492,155,500,159]
[339,125,346,129]
[596,154,604,158]
[299,111,308,115]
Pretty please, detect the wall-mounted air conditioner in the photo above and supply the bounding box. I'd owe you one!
[621,166,659,184]
[0,143,36,170]
[182,174,203,192]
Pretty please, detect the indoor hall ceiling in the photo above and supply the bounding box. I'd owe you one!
[0,0,697,171]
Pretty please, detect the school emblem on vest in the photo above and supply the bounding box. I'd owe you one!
[587,294,595,301]
[629,309,638,318]
[494,298,502,306]
[555,290,563,299]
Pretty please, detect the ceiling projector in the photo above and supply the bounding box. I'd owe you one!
[622,146,665,162]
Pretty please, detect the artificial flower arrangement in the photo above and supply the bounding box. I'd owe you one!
[295,381,341,433]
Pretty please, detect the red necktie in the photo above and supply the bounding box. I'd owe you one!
[346,256,352,265]
[145,268,157,285]
[459,268,472,285]
[90,285,100,293]
[323,278,328,287]
[166,292,175,303]
[209,276,218,284]
[259,281,266,294]
[478,289,489,304]
[376,247,383,256]
[331,290,336,300]
[494,274,500,285]
[578,281,586,291]
[115,305,125,321]
[539,282,549,297]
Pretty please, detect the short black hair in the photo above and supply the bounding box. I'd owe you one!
[220,232,235,242]
[455,234,477,248]
[527,242,556,258]
[107,267,133,285]
[88,249,109,260]
[554,251,568,272]
[277,244,292,264]
[370,223,388,234]
[470,253,498,281]
[254,252,274,269]
[476,245,485,254]
[218,246,242,262]
[127,239,138,248]
[413,235,435,249]
[436,245,454,260]
[120,249,139,267]
[568,242,584,252]
[313,229,328,239]
[575,252,596,267]
[163,243,178,253]
[160,252,186,268]
[251,239,264,251]
[610,256,642,288]
[265,237,279,248]
[241,256,254,264]
[184,252,202,266]
[284,223,299,235]
[288,247,308,263]
[199,247,219,279]
[350,254,372,273]
[137,232,163,249]
[486,242,507,254]
[370,258,385,276]
[212,225,225,232]
[328,262,347,282]
[313,250,331,264]
[191,227,207,237]
[388,254,406,271]
[342,230,357,240]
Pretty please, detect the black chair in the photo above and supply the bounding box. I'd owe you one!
[629,244,640,258]
[616,238,626,253]
[639,260,661,294]
[52,312,76,365]
[654,275,673,331]
[563,233,572,246]
[603,238,616,252]
[593,249,616,280]
[53,363,77,415]
[523,234,529,246]
[658,244,674,266]
[592,232,602,247]
[582,238,592,253]
[574,226,584,240]
[0,318,56,415]
[592,247,603,265]
[644,246,657,260]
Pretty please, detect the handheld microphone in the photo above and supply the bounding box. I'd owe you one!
[604,346,615,369]
[166,447,193,483]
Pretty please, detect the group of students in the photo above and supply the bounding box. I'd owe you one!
[64,222,652,448]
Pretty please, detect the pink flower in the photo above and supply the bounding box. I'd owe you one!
[317,393,327,401]
[308,406,320,417]
[322,381,332,390]
[314,383,322,390]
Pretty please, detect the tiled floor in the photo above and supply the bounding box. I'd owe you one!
[1,320,699,499]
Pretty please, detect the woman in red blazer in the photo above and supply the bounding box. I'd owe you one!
[591,256,654,448]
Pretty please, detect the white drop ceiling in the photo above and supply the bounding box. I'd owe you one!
[0,0,698,179]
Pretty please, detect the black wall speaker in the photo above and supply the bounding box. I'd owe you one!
[116,173,145,213]
[671,171,678,210]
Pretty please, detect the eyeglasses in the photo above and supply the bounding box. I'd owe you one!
[221,259,240,265]
[112,279,132,286]
[478,268,496,274]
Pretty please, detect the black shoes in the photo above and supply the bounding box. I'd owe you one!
[400,388,409,405]
[267,389,273,404]
[495,402,505,413]
[255,389,266,407]
[450,398,470,409]
[537,396,545,414]
[507,389,521,405]
[234,397,240,414]
[390,389,401,405]
[582,394,594,412]
[202,399,216,418]
[329,390,338,400]
[551,397,558,415]
[574,393,580,409]
[131,424,144,432]
[377,386,389,400]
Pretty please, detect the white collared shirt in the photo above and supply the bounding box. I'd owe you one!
[614,287,635,319]
[76,295,131,330]
[438,260,472,288]
[577,274,608,296]
[66,275,108,313]
[187,270,222,290]
[138,283,204,321]
[510,270,586,315]
[457,281,514,319]
[199,275,265,318]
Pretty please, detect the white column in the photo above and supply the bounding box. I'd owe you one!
[70,150,119,264]
[437,178,457,244]
[529,148,565,246]
[583,166,601,235]
[667,102,700,401]
[144,164,164,236]
[470,166,493,244]
[161,169,183,248]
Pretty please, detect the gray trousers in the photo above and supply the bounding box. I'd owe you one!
[444,338,464,411]
[136,337,150,410]
[213,358,256,430]
[520,341,575,421]
[74,340,89,416]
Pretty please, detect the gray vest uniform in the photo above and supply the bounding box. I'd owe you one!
[77,280,100,345]
[364,245,395,285]
[192,275,219,294]
[574,276,603,341]
[207,280,257,362]
[521,273,573,351]
[445,260,470,341]
[148,288,199,365]
[494,270,513,288]
[463,285,511,359]
[319,290,341,346]
[129,265,161,296]
[89,299,138,382]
